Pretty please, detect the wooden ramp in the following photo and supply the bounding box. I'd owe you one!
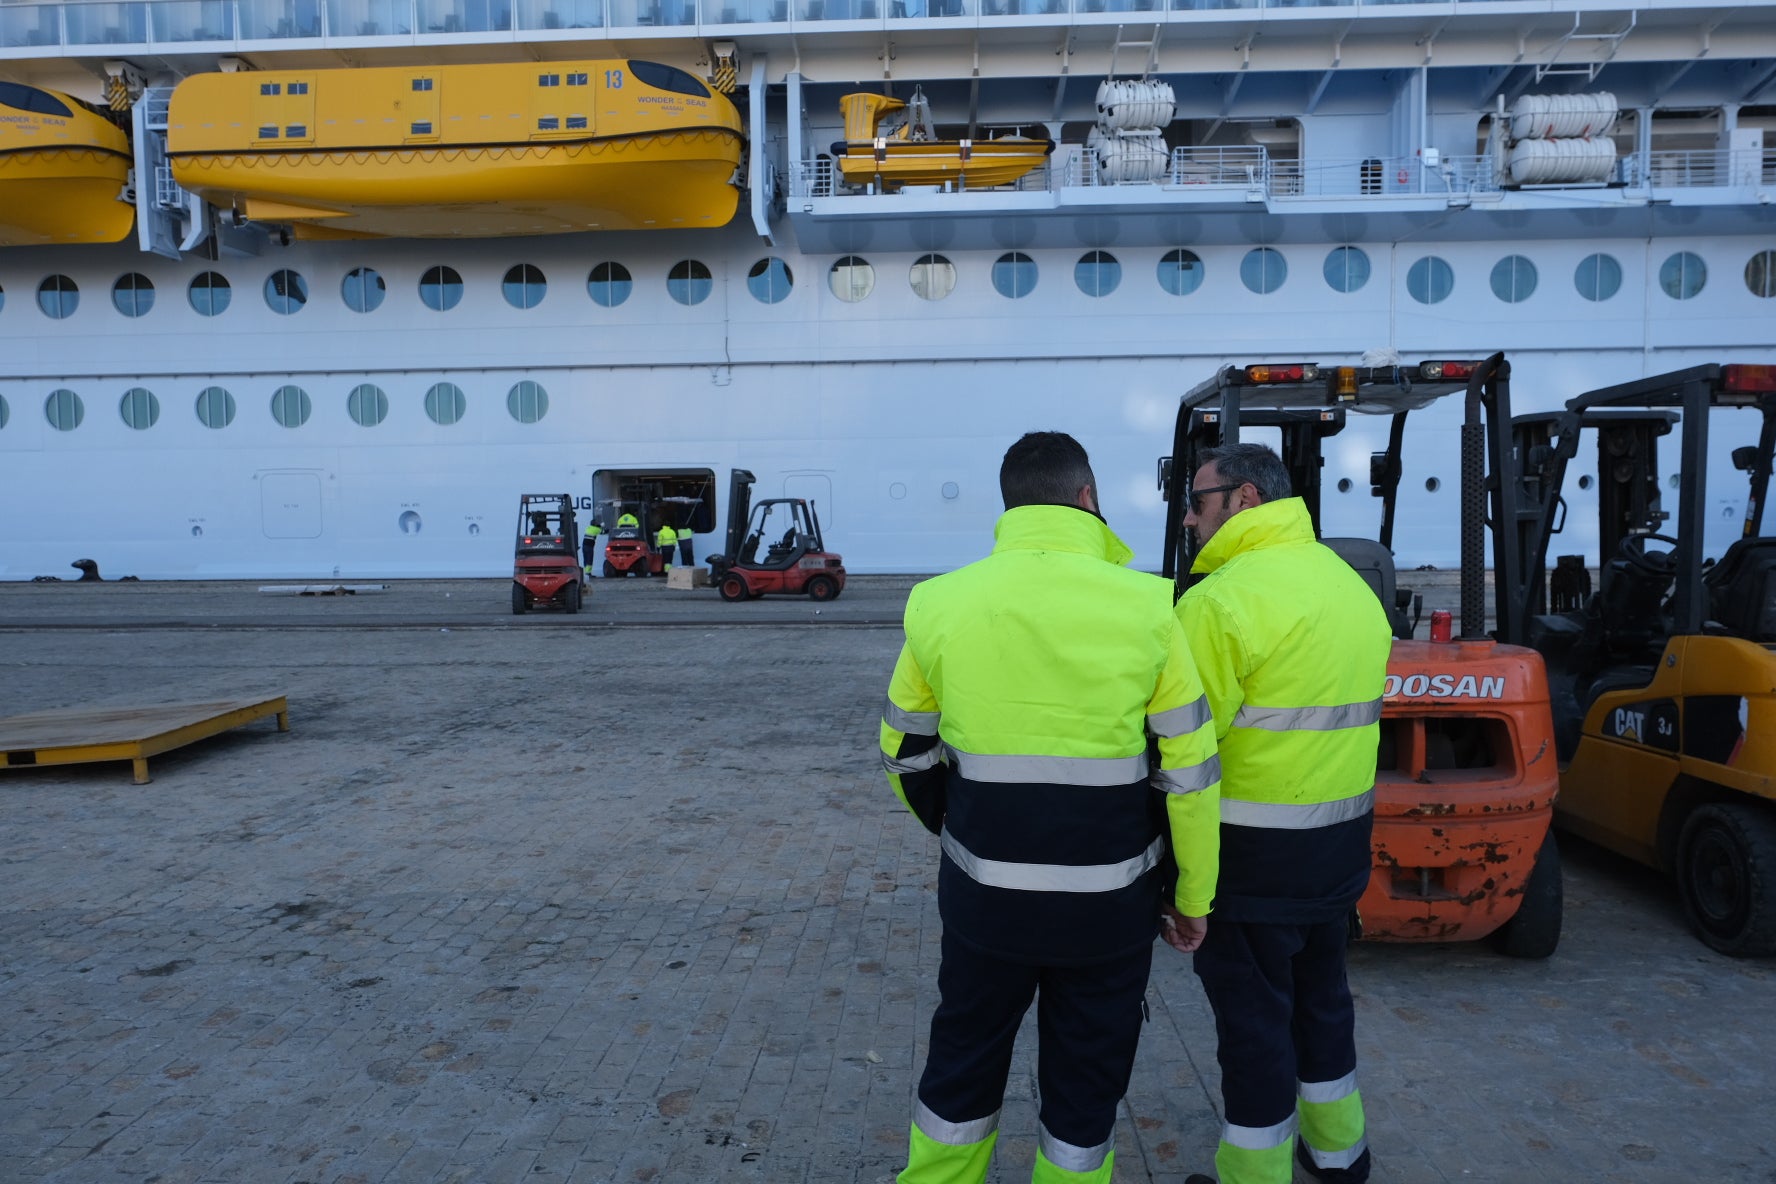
[0,697,289,785]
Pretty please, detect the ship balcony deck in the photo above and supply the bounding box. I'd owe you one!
[786,146,1776,251]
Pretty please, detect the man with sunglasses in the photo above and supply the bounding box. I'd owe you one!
[1170,443,1391,1184]
[881,431,1221,1184]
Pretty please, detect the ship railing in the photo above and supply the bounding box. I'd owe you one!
[1622,148,1772,191]
[0,0,1710,48]
[1269,155,1498,199]
[1164,145,1268,187]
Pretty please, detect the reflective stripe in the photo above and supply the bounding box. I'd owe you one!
[914,1099,999,1146]
[1298,1070,1358,1105]
[1147,695,1211,739]
[882,746,944,776]
[1037,1122,1112,1173]
[1151,754,1221,796]
[945,745,1147,786]
[941,829,1165,894]
[1303,1134,1369,1170]
[883,697,941,736]
[1220,788,1374,831]
[1222,1114,1297,1151]
[1233,699,1382,732]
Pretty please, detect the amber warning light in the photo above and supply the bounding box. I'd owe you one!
[1723,365,1776,394]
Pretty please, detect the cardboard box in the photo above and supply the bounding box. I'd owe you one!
[666,566,711,590]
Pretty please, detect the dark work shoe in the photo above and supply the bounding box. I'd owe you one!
[1296,1136,1372,1183]
[1183,1175,1216,1184]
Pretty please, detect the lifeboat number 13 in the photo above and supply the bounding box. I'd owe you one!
[605,70,624,88]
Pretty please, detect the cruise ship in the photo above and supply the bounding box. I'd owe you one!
[1,0,1773,579]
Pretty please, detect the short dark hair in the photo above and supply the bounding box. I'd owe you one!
[1199,442,1293,503]
[1000,431,1097,510]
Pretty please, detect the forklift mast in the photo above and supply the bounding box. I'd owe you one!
[722,469,756,563]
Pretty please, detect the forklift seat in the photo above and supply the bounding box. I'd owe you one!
[1704,537,1776,642]
[1323,537,1415,640]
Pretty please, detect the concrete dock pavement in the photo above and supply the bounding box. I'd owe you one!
[0,577,1770,1182]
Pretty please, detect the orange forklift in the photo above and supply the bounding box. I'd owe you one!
[1160,354,1563,957]
[707,469,847,602]
[599,499,666,578]
[512,493,583,614]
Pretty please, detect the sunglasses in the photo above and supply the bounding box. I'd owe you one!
[1188,483,1243,515]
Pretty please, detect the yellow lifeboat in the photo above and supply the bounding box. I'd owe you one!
[831,89,1053,191]
[0,81,135,247]
[168,60,743,239]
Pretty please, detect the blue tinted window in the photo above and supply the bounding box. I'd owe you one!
[1407,256,1454,305]
[992,252,1037,299]
[668,260,713,306]
[264,269,308,314]
[1490,256,1537,303]
[1158,249,1204,296]
[588,262,633,307]
[747,257,794,304]
[189,272,231,316]
[1575,253,1622,302]
[1075,250,1120,297]
[1659,252,1706,300]
[1323,246,1369,294]
[421,265,463,311]
[503,264,547,310]
[112,273,155,317]
[343,267,386,313]
[38,274,78,319]
[1240,248,1286,295]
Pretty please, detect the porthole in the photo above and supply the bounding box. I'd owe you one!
[588,262,633,307]
[910,254,956,302]
[264,269,308,315]
[189,272,232,316]
[119,387,159,430]
[503,263,547,310]
[1577,475,1594,491]
[1575,254,1622,302]
[941,481,960,500]
[38,274,78,319]
[420,265,464,311]
[113,273,155,317]
[993,252,1037,299]
[1659,251,1706,300]
[1158,249,1205,296]
[399,510,423,534]
[829,256,875,302]
[271,384,312,428]
[1668,474,1680,490]
[347,383,388,427]
[1746,250,1776,298]
[1323,246,1370,294]
[667,259,713,306]
[1407,256,1454,305]
[196,386,236,429]
[425,381,466,426]
[1336,478,1353,493]
[0,280,6,315]
[508,380,549,424]
[747,257,793,304]
[44,388,83,431]
[0,394,8,430]
[343,267,386,313]
[1240,248,1286,295]
[1490,256,1537,304]
[1075,250,1121,298]
[1425,477,1441,493]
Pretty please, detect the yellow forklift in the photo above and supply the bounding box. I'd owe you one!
[1503,363,1776,955]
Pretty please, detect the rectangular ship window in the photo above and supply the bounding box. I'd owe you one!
[258,125,279,138]
[567,72,588,86]
[412,78,433,91]
[566,115,587,129]
[285,124,307,137]
[537,116,560,130]
[260,83,281,95]
[539,73,561,87]
[289,82,309,94]
[411,120,433,134]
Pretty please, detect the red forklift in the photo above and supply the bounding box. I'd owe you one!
[707,469,846,602]
[1160,355,1563,957]
[512,493,583,614]
[599,499,666,578]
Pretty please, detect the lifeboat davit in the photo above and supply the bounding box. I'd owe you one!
[0,82,135,248]
[167,60,743,239]
[831,89,1053,190]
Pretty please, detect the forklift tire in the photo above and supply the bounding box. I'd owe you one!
[511,584,528,615]
[1677,802,1776,957]
[806,575,840,602]
[565,582,581,614]
[1494,832,1562,959]
[718,573,749,603]
[602,560,617,578]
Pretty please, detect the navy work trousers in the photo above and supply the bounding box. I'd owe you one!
[1193,916,1370,1182]
[916,930,1152,1151]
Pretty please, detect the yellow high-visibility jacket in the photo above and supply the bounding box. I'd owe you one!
[882,503,1220,964]
[1179,497,1392,922]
